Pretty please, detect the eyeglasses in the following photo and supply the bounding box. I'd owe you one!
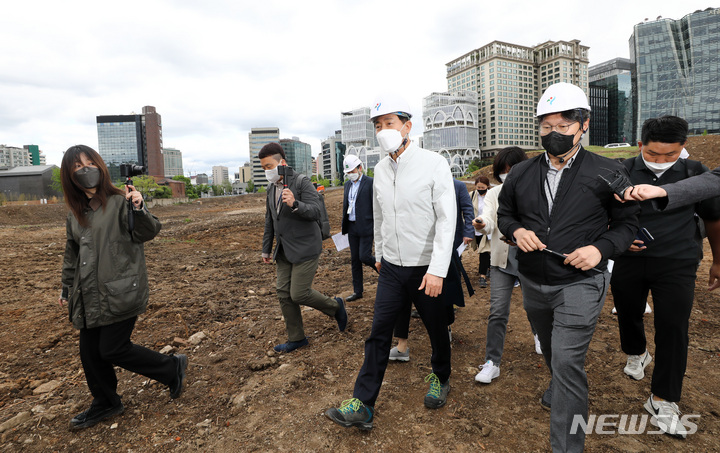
[539,122,578,135]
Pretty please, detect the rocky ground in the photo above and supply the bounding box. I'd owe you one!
[1,137,720,452]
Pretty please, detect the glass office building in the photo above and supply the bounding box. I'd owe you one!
[589,58,634,145]
[280,138,312,177]
[631,8,720,139]
[97,116,144,181]
[249,127,280,189]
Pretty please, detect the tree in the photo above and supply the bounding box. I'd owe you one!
[366,168,374,178]
[130,175,161,199]
[50,167,63,195]
[154,185,173,198]
[247,180,255,193]
[222,181,232,195]
[318,178,330,188]
[196,184,210,197]
[257,186,266,193]
[211,185,223,196]
[172,175,198,199]
[332,178,341,187]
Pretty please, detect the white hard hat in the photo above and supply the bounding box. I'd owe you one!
[369,93,413,121]
[343,154,363,173]
[536,82,591,117]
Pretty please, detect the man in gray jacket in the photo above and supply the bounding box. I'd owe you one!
[260,143,347,353]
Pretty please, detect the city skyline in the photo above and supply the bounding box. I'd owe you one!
[1,1,715,173]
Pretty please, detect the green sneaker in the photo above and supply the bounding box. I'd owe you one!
[325,398,374,430]
[424,373,450,409]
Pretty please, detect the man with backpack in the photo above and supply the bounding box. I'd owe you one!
[260,142,347,353]
[610,116,720,438]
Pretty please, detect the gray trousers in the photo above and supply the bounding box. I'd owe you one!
[485,267,535,365]
[520,271,609,453]
[276,250,339,342]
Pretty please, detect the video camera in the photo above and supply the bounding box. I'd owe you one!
[119,164,146,179]
[277,164,293,188]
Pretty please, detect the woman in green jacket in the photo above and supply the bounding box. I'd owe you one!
[58,145,187,431]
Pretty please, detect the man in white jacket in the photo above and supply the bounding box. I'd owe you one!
[325,94,456,430]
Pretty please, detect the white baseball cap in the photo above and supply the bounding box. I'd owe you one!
[536,82,591,117]
[343,154,363,173]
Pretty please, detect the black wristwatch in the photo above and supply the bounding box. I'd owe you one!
[292,200,299,209]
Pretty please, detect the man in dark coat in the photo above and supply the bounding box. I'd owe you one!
[341,154,375,301]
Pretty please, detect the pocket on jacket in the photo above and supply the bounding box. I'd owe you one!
[104,275,142,315]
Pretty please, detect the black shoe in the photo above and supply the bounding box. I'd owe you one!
[411,309,421,319]
[274,338,309,353]
[334,297,348,331]
[346,293,363,302]
[69,402,125,431]
[478,277,488,288]
[540,382,552,411]
[170,354,188,399]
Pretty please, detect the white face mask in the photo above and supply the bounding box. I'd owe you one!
[265,166,281,184]
[641,154,676,175]
[347,171,361,182]
[376,123,408,155]
[498,173,508,182]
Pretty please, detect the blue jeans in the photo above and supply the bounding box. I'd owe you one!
[520,271,609,453]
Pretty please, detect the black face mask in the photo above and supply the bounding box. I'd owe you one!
[75,167,101,189]
[477,189,487,195]
[541,131,578,157]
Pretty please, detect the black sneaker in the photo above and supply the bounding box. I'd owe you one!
[334,297,348,331]
[411,309,421,319]
[478,277,488,288]
[346,293,363,302]
[325,398,374,430]
[170,354,188,399]
[424,373,450,409]
[273,338,309,353]
[69,402,125,431]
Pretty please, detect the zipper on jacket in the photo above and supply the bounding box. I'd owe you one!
[392,166,403,266]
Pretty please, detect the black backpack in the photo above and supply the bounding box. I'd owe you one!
[299,175,331,240]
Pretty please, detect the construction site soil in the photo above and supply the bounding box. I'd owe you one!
[1,137,720,452]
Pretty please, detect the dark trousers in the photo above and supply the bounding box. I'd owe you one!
[79,316,177,408]
[353,259,451,407]
[392,297,454,339]
[347,221,375,295]
[475,236,490,275]
[610,256,696,402]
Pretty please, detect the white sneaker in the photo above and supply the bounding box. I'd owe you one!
[612,306,618,315]
[644,396,689,438]
[534,334,542,355]
[645,302,652,314]
[389,346,410,362]
[474,360,500,384]
[624,350,652,380]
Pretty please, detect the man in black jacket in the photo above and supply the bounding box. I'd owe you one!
[260,143,347,353]
[341,154,375,301]
[611,116,720,438]
[497,83,639,452]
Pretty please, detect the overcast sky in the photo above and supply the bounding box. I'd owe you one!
[1,0,712,176]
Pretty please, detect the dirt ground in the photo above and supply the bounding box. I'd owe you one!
[2,141,720,452]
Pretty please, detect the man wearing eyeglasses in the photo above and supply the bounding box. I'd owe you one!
[497,83,639,452]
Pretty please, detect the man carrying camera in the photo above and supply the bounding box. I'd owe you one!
[260,143,347,353]
[610,116,720,438]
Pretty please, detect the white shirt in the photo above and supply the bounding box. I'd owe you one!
[373,143,456,278]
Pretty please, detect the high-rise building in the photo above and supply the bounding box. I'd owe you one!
[340,108,381,172]
[319,131,345,182]
[0,145,32,168]
[589,57,634,145]
[212,166,229,185]
[446,40,590,154]
[630,8,720,138]
[24,145,46,166]
[249,127,280,189]
[280,137,312,176]
[96,105,164,181]
[422,91,481,176]
[163,147,183,178]
[237,162,252,183]
[196,173,209,185]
